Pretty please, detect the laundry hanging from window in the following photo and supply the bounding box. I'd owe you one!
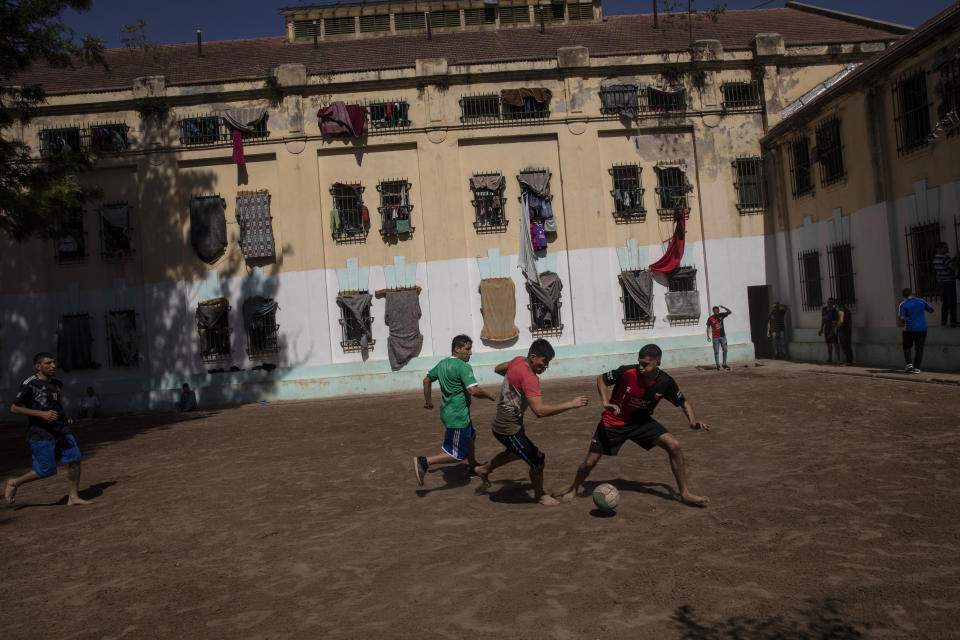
[501,88,551,118]
[336,293,374,351]
[479,278,519,342]
[470,174,506,226]
[331,183,366,236]
[600,84,640,118]
[106,311,139,366]
[384,289,423,370]
[525,271,563,329]
[620,270,654,318]
[190,196,227,263]
[236,191,275,259]
[318,101,368,137]
[217,108,268,164]
[242,297,280,355]
[100,204,132,257]
[649,207,686,273]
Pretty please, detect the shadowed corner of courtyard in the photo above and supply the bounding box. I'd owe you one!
[671,598,879,639]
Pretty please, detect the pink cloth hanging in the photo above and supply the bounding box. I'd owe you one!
[649,209,686,273]
[231,130,245,165]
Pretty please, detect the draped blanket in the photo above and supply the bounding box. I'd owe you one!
[479,278,519,342]
[242,298,278,329]
[107,312,139,366]
[500,88,552,107]
[197,298,228,331]
[665,291,701,319]
[236,192,275,259]
[620,270,654,318]
[190,196,227,263]
[337,294,373,351]
[649,209,686,273]
[384,290,423,370]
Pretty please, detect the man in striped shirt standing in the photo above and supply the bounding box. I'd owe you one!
[933,242,958,328]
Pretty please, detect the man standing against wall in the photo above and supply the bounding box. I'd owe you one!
[818,298,839,364]
[767,302,789,359]
[933,242,958,328]
[705,305,732,371]
[898,288,934,374]
[835,301,854,366]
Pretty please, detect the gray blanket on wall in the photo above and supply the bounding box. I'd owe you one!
[525,271,562,309]
[242,299,278,329]
[197,299,228,330]
[665,291,701,319]
[337,293,373,351]
[384,290,423,370]
[190,197,227,263]
[620,271,654,318]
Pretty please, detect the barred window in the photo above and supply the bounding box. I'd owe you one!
[827,243,856,306]
[99,203,134,259]
[464,7,496,25]
[378,179,414,237]
[324,16,356,35]
[106,309,139,367]
[600,85,639,116]
[798,250,823,311]
[198,298,231,362]
[56,210,86,262]
[244,298,280,359]
[330,183,367,242]
[429,10,461,28]
[527,293,562,336]
[892,70,931,154]
[179,116,220,145]
[394,12,426,30]
[815,118,845,186]
[937,56,960,136]
[721,82,761,110]
[646,87,686,113]
[471,172,507,232]
[654,165,692,220]
[339,294,374,352]
[609,164,645,222]
[89,123,128,152]
[460,94,501,122]
[359,14,390,33]
[39,126,81,156]
[668,268,697,293]
[619,273,655,329]
[369,100,411,130]
[905,222,941,299]
[789,137,814,198]
[732,157,766,214]
[499,6,530,24]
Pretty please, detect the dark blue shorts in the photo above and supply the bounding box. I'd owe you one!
[441,423,475,461]
[493,427,545,468]
[30,434,82,477]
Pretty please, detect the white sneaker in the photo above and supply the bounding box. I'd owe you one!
[911,368,921,374]
[905,364,914,373]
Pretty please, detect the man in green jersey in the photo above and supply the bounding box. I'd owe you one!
[414,335,496,486]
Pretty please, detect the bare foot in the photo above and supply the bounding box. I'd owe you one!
[538,494,560,506]
[473,465,491,489]
[4,480,17,504]
[68,495,93,506]
[681,491,709,506]
[559,490,577,503]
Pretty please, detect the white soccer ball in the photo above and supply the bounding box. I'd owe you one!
[592,483,620,511]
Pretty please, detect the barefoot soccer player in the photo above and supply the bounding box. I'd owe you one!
[414,335,496,486]
[560,343,709,506]
[473,339,588,506]
[5,352,92,506]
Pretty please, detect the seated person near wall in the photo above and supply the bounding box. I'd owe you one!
[177,383,198,413]
[78,386,101,419]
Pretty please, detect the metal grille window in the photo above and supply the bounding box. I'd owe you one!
[89,123,128,151]
[499,6,531,24]
[815,118,845,186]
[464,7,496,25]
[600,85,639,116]
[359,14,390,32]
[528,294,562,336]
[645,87,686,113]
[378,179,414,237]
[198,299,231,362]
[241,118,269,140]
[732,156,766,214]
[798,250,823,311]
[330,183,367,242]
[324,16,356,35]
[609,164,645,222]
[827,243,856,306]
[654,165,692,220]
[619,274,655,328]
[39,127,81,156]
[55,210,87,262]
[293,20,319,39]
[568,1,593,21]
[244,298,280,359]
[892,70,931,154]
[179,116,220,145]
[668,268,697,292]
[460,94,501,122]
[471,173,507,232]
[502,95,550,121]
[394,12,426,30]
[938,57,960,137]
[789,137,814,198]
[339,295,374,351]
[905,222,941,299]
[105,309,139,367]
[99,203,134,258]
[369,100,411,130]
[429,10,461,28]
[721,81,761,110]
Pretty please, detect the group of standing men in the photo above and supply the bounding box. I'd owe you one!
[414,336,709,506]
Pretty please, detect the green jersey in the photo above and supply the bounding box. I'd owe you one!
[427,356,479,429]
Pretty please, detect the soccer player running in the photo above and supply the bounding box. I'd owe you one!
[5,352,92,505]
[474,339,588,506]
[414,335,496,486]
[560,344,709,506]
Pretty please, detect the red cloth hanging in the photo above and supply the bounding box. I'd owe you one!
[649,209,686,273]
[231,130,245,165]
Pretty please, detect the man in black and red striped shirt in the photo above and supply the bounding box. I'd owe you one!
[560,344,709,506]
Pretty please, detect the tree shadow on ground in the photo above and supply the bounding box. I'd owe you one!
[0,411,214,475]
[671,598,878,639]
[11,480,117,510]
[414,463,472,497]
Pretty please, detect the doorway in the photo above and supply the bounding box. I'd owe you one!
[748,285,771,359]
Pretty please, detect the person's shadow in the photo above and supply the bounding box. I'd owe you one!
[13,481,117,509]
[414,465,472,497]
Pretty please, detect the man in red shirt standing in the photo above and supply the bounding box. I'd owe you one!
[474,339,588,505]
[706,304,732,371]
[560,343,709,506]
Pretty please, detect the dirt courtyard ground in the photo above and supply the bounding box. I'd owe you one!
[2,361,959,639]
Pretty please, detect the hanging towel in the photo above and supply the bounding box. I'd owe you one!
[346,105,369,137]
[384,289,423,370]
[318,101,354,135]
[336,294,373,351]
[396,218,411,234]
[231,129,245,165]
[236,192,274,259]
[620,271,654,319]
[479,278,519,342]
[518,193,540,285]
[218,108,268,134]
[190,196,227,263]
[666,290,701,319]
[649,208,686,273]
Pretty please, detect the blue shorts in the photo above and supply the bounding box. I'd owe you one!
[30,434,82,477]
[441,423,475,461]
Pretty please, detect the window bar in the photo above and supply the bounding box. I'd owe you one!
[789,137,814,198]
[654,165,691,220]
[798,250,823,311]
[721,81,761,110]
[904,222,941,299]
[246,315,280,358]
[460,94,501,124]
[331,183,367,243]
[472,171,508,233]
[815,118,845,186]
[733,157,766,214]
[527,296,563,336]
[609,163,645,222]
[892,70,932,155]
[367,99,411,132]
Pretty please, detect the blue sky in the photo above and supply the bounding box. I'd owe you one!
[63,0,954,49]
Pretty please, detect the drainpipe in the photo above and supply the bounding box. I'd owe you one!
[653,0,658,29]
[196,29,202,56]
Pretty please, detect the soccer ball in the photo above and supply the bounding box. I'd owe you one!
[592,483,620,511]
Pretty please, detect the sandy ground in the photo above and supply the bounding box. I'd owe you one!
[1,361,959,640]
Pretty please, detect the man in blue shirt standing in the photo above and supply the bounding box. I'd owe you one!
[897,288,934,374]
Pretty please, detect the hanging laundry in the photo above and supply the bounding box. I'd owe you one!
[318,102,353,136]
[346,105,369,137]
[190,196,227,263]
[649,208,686,273]
[479,278,519,342]
[236,192,274,259]
[531,223,548,250]
[518,192,540,285]
[620,271,654,318]
[361,205,370,222]
[330,208,340,235]
[384,289,423,370]
[231,129,245,165]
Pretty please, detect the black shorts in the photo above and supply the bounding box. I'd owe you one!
[588,419,668,456]
[492,427,545,468]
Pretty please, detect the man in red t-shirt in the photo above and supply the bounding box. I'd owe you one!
[560,343,709,506]
[474,339,588,506]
